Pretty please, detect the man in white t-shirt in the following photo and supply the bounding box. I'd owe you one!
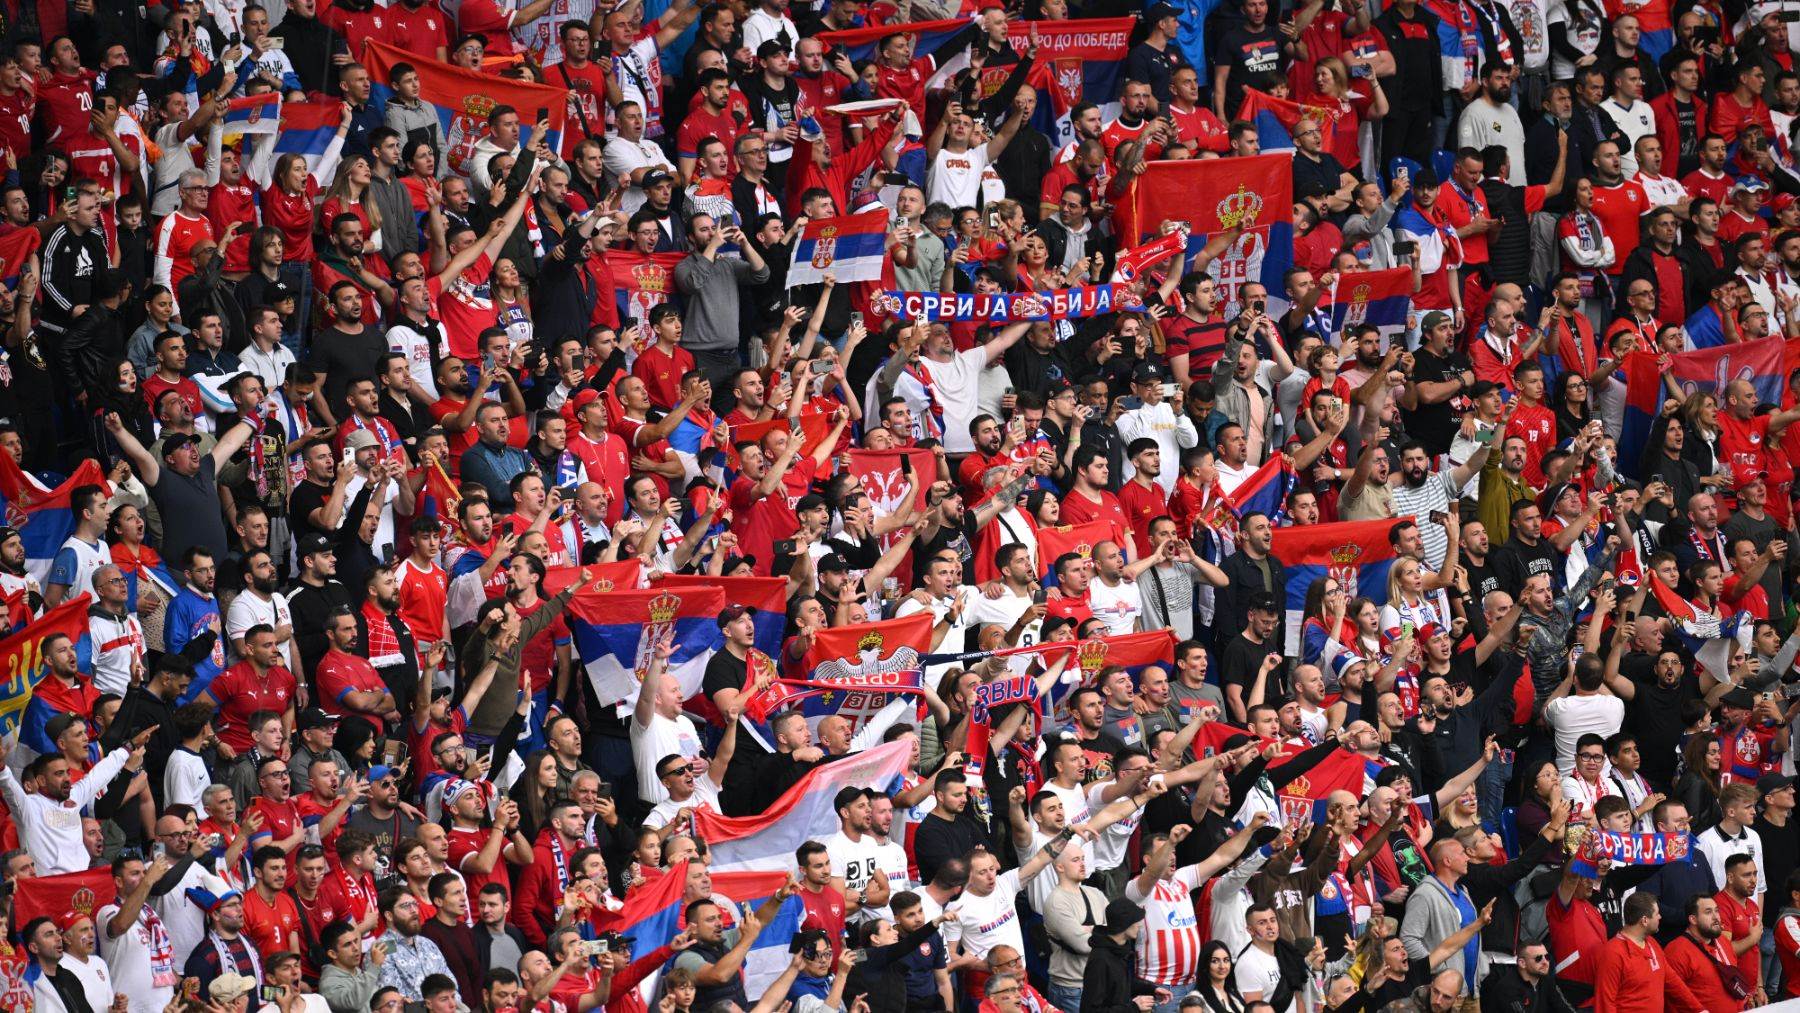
[927,95,1027,209]
[825,787,886,906]
[891,322,1031,455]
[1086,540,1147,635]
[98,852,180,1013]
[643,752,724,831]
[961,543,1043,646]
[1543,657,1626,773]
[866,794,914,918]
[1235,904,1289,1012]
[629,644,713,803]
[225,548,295,671]
[945,828,1064,969]
[1631,135,1688,212]
[1008,776,1167,915]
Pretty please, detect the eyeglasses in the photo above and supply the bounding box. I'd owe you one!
[1577,752,1605,761]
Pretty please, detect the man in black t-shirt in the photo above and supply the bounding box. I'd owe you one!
[1220,595,1285,723]
[1210,0,1288,121]
[1403,311,1475,457]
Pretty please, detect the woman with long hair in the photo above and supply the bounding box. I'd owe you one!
[1553,370,1593,440]
[493,257,533,348]
[509,749,561,841]
[255,109,349,336]
[1192,941,1247,1013]
[320,153,384,248]
[1557,177,1615,324]
[1379,558,1441,642]
[1676,730,1725,831]
[1680,390,1725,480]
[1547,0,1607,80]
[1301,576,1357,669]
[107,502,170,622]
[1349,597,1384,659]
[1514,759,1564,841]
[22,149,70,221]
[1299,56,1387,172]
[92,359,157,464]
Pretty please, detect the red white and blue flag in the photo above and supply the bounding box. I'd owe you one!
[1120,155,1294,318]
[1224,457,1298,531]
[593,862,806,1001]
[255,101,346,186]
[1646,574,1751,683]
[0,455,110,582]
[364,40,568,179]
[1236,89,1330,154]
[1192,720,1370,823]
[223,93,282,135]
[787,209,889,287]
[695,740,913,872]
[1269,518,1407,655]
[1620,336,1783,480]
[2,596,92,745]
[1036,519,1126,586]
[1320,267,1413,351]
[744,613,932,744]
[569,586,726,717]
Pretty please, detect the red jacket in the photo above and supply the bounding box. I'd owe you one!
[1651,91,1709,175]
[510,830,580,947]
[1664,932,1746,1013]
[1594,933,1705,1013]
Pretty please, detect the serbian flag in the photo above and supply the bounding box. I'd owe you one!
[1191,721,1368,823]
[0,456,110,582]
[12,866,116,925]
[0,227,40,291]
[723,412,832,470]
[787,209,889,287]
[1036,519,1125,586]
[660,574,786,740]
[1646,574,1751,683]
[1225,457,1298,534]
[1014,19,1133,147]
[542,561,642,597]
[1620,336,1783,480]
[251,101,344,187]
[223,93,281,135]
[1683,302,1729,350]
[1,596,92,744]
[1236,89,1323,154]
[695,740,913,871]
[845,447,933,578]
[1269,518,1407,655]
[760,612,932,742]
[364,40,568,179]
[1118,155,1294,317]
[569,586,726,716]
[1321,268,1413,351]
[609,250,684,327]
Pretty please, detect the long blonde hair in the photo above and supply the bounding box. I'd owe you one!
[322,154,383,235]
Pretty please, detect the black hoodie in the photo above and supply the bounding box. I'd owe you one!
[1082,931,1159,1013]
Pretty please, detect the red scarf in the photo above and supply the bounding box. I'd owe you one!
[360,601,403,668]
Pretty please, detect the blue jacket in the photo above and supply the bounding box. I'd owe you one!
[460,439,534,508]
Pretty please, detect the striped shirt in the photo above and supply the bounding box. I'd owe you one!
[1127,864,1206,986]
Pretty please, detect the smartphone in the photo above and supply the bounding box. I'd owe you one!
[268,36,285,49]
[570,351,587,371]
[988,212,1000,229]
[1031,587,1047,605]
[900,454,913,475]
[556,483,578,501]
[849,310,864,331]
[1160,382,1177,399]
[595,781,613,800]
[1120,395,1144,410]
[261,986,281,1004]
[536,106,550,120]
[1392,240,1417,256]
[1474,427,1497,445]
[808,359,834,375]
[1428,510,1447,524]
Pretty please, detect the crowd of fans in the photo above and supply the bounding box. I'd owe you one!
[0,0,1798,1013]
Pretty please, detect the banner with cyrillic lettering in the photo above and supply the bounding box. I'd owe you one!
[1569,830,1693,877]
[872,284,1140,323]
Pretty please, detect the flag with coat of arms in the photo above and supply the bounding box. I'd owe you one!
[787,209,889,287]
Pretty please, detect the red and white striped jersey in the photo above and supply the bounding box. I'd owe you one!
[1127,864,1206,986]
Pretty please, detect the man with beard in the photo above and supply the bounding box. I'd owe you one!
[0,726,150,875]
[1388,442,1488,572]
[1459,63,1527,188]
[316,608,399,723]
[204,625,297,760]
[430,357,527,474]
[0,527,41,617]
[1615,210,1693,327]
[226,546,296,671]
[360,563,432,708]
[495,552,571,754]
[286,534,353,679]
[1664,896,1748,1010]
[372,888,454,1001]
[312,279,388,413]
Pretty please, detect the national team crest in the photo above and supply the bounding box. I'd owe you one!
[445,94,498,177]
[1343,284,1372,327]
[1326,543,1365,597]
[811,226,839,269]
[631,592,682,684]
